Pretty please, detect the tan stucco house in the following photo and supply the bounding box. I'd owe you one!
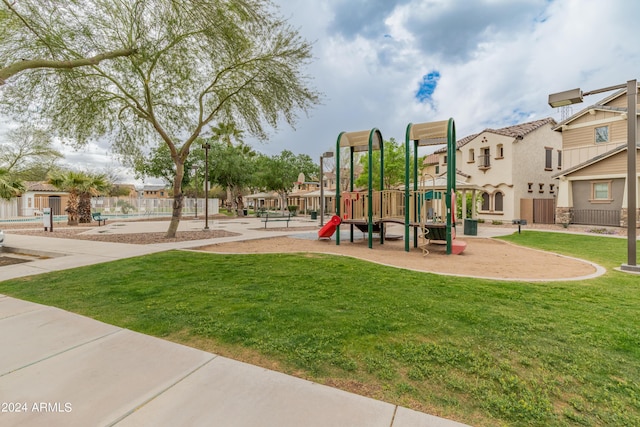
[552,86,639,227]
[425,118,561,223]
[18,182,69,216]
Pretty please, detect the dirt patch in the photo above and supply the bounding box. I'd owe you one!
[5,228,239,245]
[0,256,30,267]
[194,236,600,281]
[3,218,604,280]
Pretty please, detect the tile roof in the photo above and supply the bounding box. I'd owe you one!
[24,181,60,192]
[142,185,168,191]
[435,117,556,153]
[422,154,440,165]
[486,117,557,138]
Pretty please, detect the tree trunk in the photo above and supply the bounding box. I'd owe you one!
[236,193,244,217]
[226,187,233,213]
[66,191,79,226]
[78,193,92,223]
[166,161,185,238]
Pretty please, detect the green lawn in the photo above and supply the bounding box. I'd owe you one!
[1,231,639,426]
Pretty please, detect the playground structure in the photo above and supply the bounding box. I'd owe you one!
[329,119,467,255]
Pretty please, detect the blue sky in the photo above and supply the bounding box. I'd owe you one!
[3,0,639,184]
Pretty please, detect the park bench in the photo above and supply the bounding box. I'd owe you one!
[92,212,107,226]
[261,212,291,228]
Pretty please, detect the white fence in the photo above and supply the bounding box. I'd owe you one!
[0,196,219,222]
[0,198,19,219]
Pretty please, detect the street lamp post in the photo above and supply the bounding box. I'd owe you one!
[549,79,638,272]
[192,165,198,219]
[202,142,211,230]
[319,151,334,226]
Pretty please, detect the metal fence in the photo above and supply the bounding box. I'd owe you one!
[571,209,620,227]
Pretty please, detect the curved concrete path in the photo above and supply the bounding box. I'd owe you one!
[0,218,470,427]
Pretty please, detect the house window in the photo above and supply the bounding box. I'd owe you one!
[494,192,504,212]
[496,144,504,159]
[435,165,440,174]
[479,148,491,169]
[549,184,555,194]
[557,150,562,169]
[539,183,544,193]
[443,155,447,165]
[545,147,553,170]
[468,149,475,163]
[595,126,609,143]
[481,192,490,211]
[527,183,533,193]
[591,181,612,202]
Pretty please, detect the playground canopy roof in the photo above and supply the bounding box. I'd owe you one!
[407,120,450,146]
[338,129,382,152]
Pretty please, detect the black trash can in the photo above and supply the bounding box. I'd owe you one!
[243,209,248,216]
[310,211,318,220]
[464,218,478,236]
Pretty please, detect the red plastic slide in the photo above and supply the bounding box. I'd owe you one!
[317,215,342,239]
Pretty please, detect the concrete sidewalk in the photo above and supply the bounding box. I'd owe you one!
[0,219,471,427]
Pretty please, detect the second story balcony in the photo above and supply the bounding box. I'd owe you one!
[478,154,491,170]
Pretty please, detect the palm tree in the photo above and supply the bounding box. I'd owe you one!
[211,122,246,211]
[0,167,25,200]
[211,122,244,147]
[48,171,88,225]
[78,174,109,223]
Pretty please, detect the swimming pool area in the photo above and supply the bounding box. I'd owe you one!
[0,213,173,224]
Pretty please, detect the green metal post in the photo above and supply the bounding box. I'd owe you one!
[335,132,344,246]
[404,123,412,252]
[446,118,456,254]
[350,146,355,243]
[414,141,419,248]
[379,130,385,245]
[367,133,373,248]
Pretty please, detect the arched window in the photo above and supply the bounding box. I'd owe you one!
[481,192,490,211]
[494,192,504,212]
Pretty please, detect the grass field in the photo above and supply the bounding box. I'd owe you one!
[1,231,639,426]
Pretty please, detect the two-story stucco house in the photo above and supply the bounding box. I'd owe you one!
[425,118,561,223]
[552,86,639,227]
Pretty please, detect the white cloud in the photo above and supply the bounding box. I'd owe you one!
[5,0,639,181]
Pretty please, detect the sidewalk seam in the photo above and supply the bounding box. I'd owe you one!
[0,328,123,378]
[0,303,45,321]
[389,405,398,426]
[108,354,218,426]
